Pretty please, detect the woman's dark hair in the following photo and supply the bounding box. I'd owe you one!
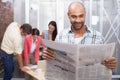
[20,23,32,34]
[48,21,57,41]
[32,28,40,36]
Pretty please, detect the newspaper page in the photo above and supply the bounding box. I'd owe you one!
[42,39,78,80]
[42,39,115,80]
[76,44,115,80]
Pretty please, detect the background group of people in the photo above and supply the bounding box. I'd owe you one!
[0,1,116,80]
[23,20,57,66]
[0,20,57,80]
[23,21,57,80]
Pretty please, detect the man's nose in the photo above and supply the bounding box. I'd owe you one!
[75,17,81,22]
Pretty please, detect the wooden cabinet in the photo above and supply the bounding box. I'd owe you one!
[0,1,13,75]
[0,1,13,46]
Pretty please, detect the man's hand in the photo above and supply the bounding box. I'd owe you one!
[20,66,29,72]
[42,48,55,60]
[102,57,116,69]
[26,64,32,66]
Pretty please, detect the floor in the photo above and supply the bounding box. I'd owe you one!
[0,78,24,80]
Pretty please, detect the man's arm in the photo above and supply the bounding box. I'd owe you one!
[16,54,27,71]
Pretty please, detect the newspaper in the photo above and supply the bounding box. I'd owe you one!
[24,65,37,70]
[41,39,115,80]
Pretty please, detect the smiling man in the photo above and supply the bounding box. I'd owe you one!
[42,1,116,70]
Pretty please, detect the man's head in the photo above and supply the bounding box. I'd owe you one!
[20,23,32,36]
[68,2,86,31]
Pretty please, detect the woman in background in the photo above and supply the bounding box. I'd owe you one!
[23,28,42,66]
[23,28,42,80]
[42,21,57,41]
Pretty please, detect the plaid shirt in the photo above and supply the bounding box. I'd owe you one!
[55,27,104,44]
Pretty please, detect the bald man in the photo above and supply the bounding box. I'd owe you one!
[42,2,116,69]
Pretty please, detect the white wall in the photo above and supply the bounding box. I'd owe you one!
[14,0,25,24]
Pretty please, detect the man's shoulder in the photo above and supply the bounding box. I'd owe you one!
[8,22,20,28]
[6,22,20,33]
[87,27,102,36]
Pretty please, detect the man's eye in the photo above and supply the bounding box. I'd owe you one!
[71,16,76,18]
[79,15,84,18]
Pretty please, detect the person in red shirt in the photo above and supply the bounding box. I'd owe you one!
[23,28,42,66]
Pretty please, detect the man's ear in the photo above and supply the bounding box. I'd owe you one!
[67,12,70,18]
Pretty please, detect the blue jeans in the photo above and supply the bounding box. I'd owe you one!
[0,51,14,80]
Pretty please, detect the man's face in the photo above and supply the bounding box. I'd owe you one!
[20,28,27,36]
[68,6,86,31]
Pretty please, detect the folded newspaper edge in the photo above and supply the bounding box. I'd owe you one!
[42,39,115,57]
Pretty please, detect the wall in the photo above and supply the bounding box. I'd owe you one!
[14,0,25,24]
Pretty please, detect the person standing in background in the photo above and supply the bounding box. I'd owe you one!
[23,28,42,66]
[42,21,57,41]
[0,22,32,80]
[22,28,42,80]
